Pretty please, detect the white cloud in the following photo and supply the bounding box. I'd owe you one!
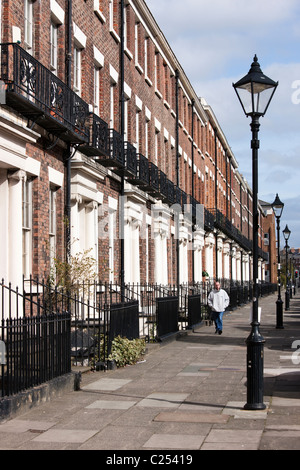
[146,0,300,246]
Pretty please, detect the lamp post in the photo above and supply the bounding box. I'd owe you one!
[233,55,278,410]
[290,256,293,298]
[271,194,284,329]
[283,224,291,311]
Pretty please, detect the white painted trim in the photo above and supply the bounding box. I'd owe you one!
[48,167,64,187]
[50,0,65,24]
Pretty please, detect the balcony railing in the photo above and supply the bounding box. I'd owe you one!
[0,43,89,143]
[127,153,150,187]
[0,45,265,260]
[189,195,205,224]
[81,113,109,157]
[206,208,268,256]
[174,186,181,207]
[204,208,215,231]
[93,128,124,168]
[147,162,160,196]
[181,189,188,209]
[158,170,168,202]
[123,141,137,177]
[167,179,175,205]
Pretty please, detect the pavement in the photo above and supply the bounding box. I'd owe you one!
[0,289,300,454]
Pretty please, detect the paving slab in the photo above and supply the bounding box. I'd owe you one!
[204,429,263,450]
[143,433,205,450]
[81,378,132,391]
[86,400,137,410]
[201,441,259,450]
[32,428,99,443]
[265,424,300,430]
[0,419,56,433]
[154,411,229,423]
[222,401,268,419]
[1,291,300,450]
[137,392,188,408]
[271,397,300,406]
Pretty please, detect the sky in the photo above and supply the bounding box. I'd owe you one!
[146,0,300,249]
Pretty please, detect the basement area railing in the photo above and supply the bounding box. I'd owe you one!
[0,277,276,398]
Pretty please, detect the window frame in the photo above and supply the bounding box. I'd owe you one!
[22,178,33,277]
[24,0,33,51]
[50,21,58,73]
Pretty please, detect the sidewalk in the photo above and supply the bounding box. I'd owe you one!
[0,290,300,452]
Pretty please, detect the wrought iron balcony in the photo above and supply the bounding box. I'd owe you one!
[81,113,109,157]
[181,190,188,209]
[106,140,137,177]
[174,186,182,208]
[147,162,160,196]
[94,128,124,168]
[206,208,256,253]
[128,158,171,200]
[123,141,137,177]
[189,195,197,221]
[167,179,175,205]
[204,208,215,231]
[127,153,150,187]
[213,208,253,251]
[0,43,89,143]
[173,187,187,211]
[158,171,168,202]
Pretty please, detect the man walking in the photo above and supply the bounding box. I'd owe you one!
[207,281,229,335]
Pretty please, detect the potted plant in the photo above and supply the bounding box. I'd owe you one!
[202,270,209,279]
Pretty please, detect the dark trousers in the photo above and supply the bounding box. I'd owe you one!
[211,311,224,331]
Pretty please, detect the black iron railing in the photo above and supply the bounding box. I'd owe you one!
[124,141,137,177]
[207,208,266,256]
[148,162,159,195]
[131,153,150,186]
[0,276,277,398]
[81,113,109,157]
[0,280,71,398]
[0,43,89,143]
[158,170,168,202]
[189,195,197,221]
[167,179,175,204]
[204,208,215,231]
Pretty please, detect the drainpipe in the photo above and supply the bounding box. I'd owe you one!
[240,180,243,235]
[120,0,125,299]
[229,157,232,223]
[175,70,180,291]
[214,129,218,279]
[225,150,228,219]
[66,0,72,88]
[191,99,195,284]
[240,182,243,285]
[65,0,72,265]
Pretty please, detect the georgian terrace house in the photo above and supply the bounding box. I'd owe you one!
[0,0,274,303]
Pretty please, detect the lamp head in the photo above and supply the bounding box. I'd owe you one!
[283,224,291,241]
[233,55,278,117]
[271,193,284,219]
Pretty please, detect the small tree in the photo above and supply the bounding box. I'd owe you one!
[50,248,97,296]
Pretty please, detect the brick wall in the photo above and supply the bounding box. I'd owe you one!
[1,0,268,284]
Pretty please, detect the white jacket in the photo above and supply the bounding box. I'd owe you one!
[207,288,229,312]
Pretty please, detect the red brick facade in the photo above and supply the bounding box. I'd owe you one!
[0,0,273,286]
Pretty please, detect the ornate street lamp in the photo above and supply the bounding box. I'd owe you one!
[283,224,291,311]
[271,194,284,328]
[233,55,278,410]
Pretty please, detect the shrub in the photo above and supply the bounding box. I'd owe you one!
[108,336,146,368]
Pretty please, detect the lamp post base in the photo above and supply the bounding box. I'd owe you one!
[285,290,290,311]
[276,298,284,329]
[244,402,266,411]
[244,325,266,411]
